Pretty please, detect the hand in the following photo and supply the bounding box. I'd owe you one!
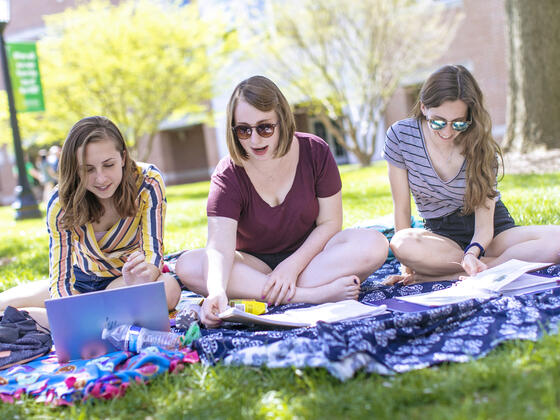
[461,253,488,277]
[383,264,415,286]
[201,292,228,328]
[122,250,158,285]
[261,263,298,306]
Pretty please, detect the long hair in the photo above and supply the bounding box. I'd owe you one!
[226,75,296,165]
[58,116,138,229]
[411,65,503,214]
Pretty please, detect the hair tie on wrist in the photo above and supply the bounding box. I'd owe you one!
[464,242,485,259]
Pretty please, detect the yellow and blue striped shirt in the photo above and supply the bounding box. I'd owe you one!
[46,163,166,298]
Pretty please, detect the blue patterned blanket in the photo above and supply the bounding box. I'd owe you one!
[192,260,560,380]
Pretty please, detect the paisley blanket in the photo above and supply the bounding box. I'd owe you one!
[192,260,560,380]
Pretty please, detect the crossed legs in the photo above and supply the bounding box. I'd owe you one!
[176,228,389,305]
[389,225,560,284]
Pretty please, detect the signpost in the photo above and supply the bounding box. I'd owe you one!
[6,42,45,113]
[0,0,42,220]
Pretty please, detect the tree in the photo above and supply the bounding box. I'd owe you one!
[16,0,238,160]
[503,0,560,152]
[259,0,462,166]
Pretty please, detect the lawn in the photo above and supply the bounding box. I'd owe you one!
[1,162,560,419]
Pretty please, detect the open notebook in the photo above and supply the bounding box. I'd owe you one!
[395,259,556,308]
[219,300,387,328]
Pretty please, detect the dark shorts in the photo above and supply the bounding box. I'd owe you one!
[72,266,118,294]
[244,250,294,270]
[423,200,517,250]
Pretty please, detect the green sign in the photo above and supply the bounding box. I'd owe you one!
[6,42,45,113]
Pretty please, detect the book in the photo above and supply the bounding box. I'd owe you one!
[218,299,388,328]
[395,259,556,307]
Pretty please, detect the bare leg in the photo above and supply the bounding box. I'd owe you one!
[298,228,389,287]
[486,225,560,267]
[0,279,49,311]
[106,273,181,310]
[176,248,362,304]
[390,228,464,275]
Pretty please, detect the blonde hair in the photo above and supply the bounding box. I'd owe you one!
[225,76,296,165]
[58,116,138,229]
[411,65,503,215]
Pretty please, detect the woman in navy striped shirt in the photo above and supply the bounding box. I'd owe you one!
[383,65,560,284]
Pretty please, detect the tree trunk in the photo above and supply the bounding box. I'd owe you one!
[503,0,560,152]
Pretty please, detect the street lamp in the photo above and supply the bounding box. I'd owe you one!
[0,0,41,220]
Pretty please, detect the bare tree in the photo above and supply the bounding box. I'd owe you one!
[259,0,462,166]
[503,0,560,152]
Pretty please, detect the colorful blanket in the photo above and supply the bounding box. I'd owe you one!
[0,347,199,405]
[192,260,560,380]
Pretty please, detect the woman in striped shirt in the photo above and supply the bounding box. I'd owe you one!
[383,65,560,284]
[0,116,180,324]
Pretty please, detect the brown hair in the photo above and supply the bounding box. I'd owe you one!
[58,116,138,229]
[226,75,296,165]
[411,65,503,215]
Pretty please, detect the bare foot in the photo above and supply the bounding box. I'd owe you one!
[294,275,360,304]
[383,271,463,285]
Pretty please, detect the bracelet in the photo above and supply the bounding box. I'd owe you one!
[464,242,485,259]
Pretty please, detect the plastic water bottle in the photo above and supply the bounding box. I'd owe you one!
[102,324,182,352]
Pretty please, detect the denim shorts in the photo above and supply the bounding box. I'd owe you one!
[72,266,118,294]
[244,251,294,270]
[423,200,517,249]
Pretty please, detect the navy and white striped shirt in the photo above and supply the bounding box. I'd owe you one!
[384,118,489,219]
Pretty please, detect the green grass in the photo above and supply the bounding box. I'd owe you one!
[1,162,560,419]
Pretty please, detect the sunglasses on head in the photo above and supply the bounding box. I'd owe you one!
[427,118,471,132]
[232,123,278,140]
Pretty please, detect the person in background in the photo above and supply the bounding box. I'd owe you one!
[383,64,560,285]
[37,149,56,203]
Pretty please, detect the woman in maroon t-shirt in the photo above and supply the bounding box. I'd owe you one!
[176,76,389,327]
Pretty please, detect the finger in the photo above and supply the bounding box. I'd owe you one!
[275,283,289,306]
[267,283,282,306]
[124,255,145,272]
[382,275,403,285]
[131,262,149,275]
[124,250,143,263]
[402,275,415,285]
[287,284,296,302]
[261,277,274,300]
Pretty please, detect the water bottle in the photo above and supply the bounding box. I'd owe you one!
[102,324,182,352]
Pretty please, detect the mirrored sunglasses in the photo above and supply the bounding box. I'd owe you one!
[427,118,471,132]
[233,123,278,140]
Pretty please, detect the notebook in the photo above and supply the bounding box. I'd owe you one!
[45,282,170,363]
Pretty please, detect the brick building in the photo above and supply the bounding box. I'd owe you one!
[0,0,509,205]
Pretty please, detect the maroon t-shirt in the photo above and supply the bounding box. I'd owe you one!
[207,132,342,254]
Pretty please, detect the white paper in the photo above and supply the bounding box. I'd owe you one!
[396,259,553,307]
[219,300,387,328]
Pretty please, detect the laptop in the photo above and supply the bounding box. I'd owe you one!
[45,282,170,363]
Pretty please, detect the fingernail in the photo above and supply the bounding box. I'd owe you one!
[353,279,358,285]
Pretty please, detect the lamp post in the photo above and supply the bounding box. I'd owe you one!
[0,0,41,220]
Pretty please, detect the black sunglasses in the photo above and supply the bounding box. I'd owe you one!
[232,123,278,140]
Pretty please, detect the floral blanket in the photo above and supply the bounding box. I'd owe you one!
[0,347,199,405]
